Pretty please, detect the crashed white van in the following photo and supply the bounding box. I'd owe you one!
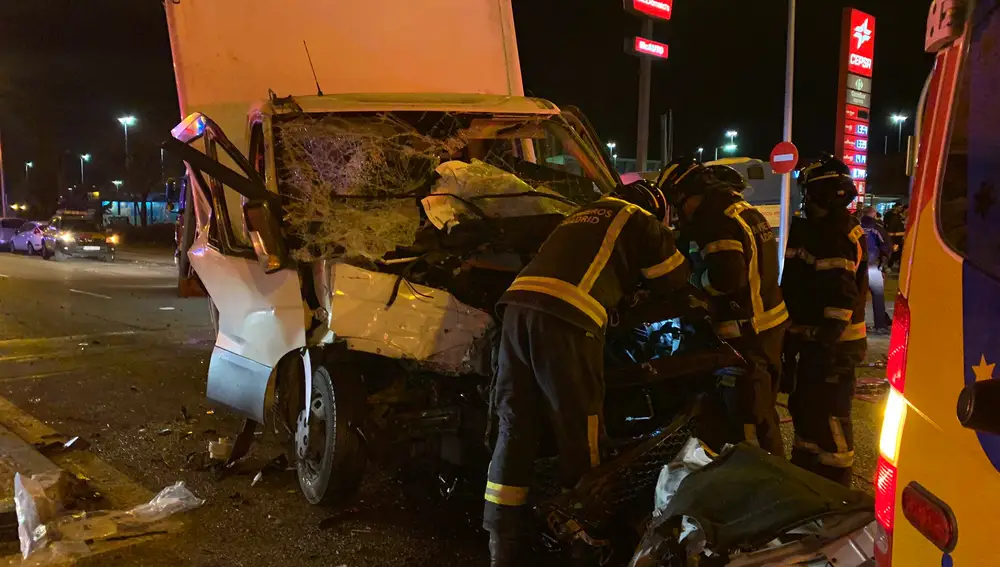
[163,0,652,505]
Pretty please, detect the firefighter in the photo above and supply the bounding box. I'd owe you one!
[485,180,692,565]
[782,155,869,487]
[655,157,788,456]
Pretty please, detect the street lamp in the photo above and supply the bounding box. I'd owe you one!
[24,161,33,187]
[607,141,618,168]
[79,154,91,187]
[890,114,908,152]
[697,147,704,162]
[112,179,123,192]
[726,130,738,143]
[118,115,137,168]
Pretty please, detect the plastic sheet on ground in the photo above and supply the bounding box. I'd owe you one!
[14,472,204,564]
[421,159,576,232]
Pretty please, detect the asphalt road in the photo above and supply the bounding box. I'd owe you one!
[0,249,891,566]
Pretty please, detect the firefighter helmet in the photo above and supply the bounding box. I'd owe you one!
[797,155,858,210]
[706,164,750,193]
[611,179,669,222]
[655,157,715,208]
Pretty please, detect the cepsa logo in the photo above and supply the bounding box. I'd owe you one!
[635,37,669,59]
[847,9,875,78]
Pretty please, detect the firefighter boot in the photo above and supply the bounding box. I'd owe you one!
[489,531,524,567]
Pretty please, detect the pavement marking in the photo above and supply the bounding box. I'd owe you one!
[0,274,8,278]
[158,306,176,311]
[0,330,140,348]
[69,288,112,300]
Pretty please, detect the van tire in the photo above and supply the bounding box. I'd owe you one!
[296,362,366,506]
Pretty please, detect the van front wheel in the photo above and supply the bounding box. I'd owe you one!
[296,362,366,506]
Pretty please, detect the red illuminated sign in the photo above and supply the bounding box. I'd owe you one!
[634,37,669,59]
[843,150,868,166]
[843,135,869,153]
[628,0,673,20]
[850,166,867,181]
[844,119,870,138]
[845,104,870,123]
[847,9,875,78]
[855,181,866,195]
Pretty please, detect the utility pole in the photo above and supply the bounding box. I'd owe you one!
[0,129,6,214]
[636,18,654,172]
[778,0,796,273]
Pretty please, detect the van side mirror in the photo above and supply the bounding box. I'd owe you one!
[243,200,288,273]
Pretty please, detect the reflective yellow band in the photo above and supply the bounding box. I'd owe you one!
[839,322,867,341]
[715,302,788,339]
[507,276,607,328]
[701,271,725,296]
[848,225,865,244]
[830,417,849,453]
[743,424,760,447]
[725,201,764,330]
[757,301,789,332]
[816,257,857,272]
[484,482,529,507]
[786,247,816,264]
[703,239,743,256]
[889,231,905,237]
[824,307,854,322]
[588,415,600,468]
[642,249,686,279]
[580,205,637,292]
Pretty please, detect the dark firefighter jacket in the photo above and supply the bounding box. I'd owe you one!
[679,189,788,340]
[781,212,869,349]
[499,197,691,335]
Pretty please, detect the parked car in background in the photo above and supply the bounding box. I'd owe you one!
[0,218,26,252]
[41,212,117,262]
[11,221,46,255]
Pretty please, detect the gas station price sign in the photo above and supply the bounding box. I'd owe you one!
[835,8,876,211]
[625,0,672,20]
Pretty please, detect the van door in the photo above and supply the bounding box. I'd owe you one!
[166,115,305,423]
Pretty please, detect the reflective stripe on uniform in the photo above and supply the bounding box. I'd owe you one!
[824,307,854,322]
[830,417,849,454]
[507,276,608,327]
[588,415,600,468]
[816,257,858,272]
[703,239,743,256]
[848,225,865,243]
[701,271,725,296]
[793,436,855,468]
[794,321,867,342]
[724,201,765,331]
[785,247,817,264]
[642,249,686,279]
[484,481,529,506]
[579,205,637,291]
[743,424,760,447]
[715,301,788,339]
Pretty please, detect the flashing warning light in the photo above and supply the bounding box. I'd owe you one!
[634,37,669,59]
[629,0,672,20]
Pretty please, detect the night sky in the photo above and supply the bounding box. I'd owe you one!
[0,0,933,210]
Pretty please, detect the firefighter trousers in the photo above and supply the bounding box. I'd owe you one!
[700,326,786,456]
[483,305,605,535]
[788,343,862,487]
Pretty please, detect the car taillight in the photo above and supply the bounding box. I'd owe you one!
[875,294,911,567]
[886,295,911,392]
[901,482,958,552]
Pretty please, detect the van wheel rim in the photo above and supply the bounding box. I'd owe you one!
[297,387,329,483]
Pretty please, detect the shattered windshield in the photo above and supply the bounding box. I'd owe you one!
[273,111,611,261]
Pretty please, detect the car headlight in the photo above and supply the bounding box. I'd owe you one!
[106,234,120,245]
[58,232,75,243]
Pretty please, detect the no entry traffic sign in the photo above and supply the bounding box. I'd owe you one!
[770,141,799,174]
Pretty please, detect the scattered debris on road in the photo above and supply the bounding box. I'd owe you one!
[208,437,232,461]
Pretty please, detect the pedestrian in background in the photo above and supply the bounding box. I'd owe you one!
[885,204,906,271]
[861,207,891,333]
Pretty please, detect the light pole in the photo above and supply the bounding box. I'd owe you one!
[606,141,618,169]
[118,115,137,168]
[726,130,738,146]
[112,180,123,191]
[24,161,33,188]
[697,147,704,162]
[79,154,91,187]
[891,114,908,152]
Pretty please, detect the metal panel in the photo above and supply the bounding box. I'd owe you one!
[206,346,272,422]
